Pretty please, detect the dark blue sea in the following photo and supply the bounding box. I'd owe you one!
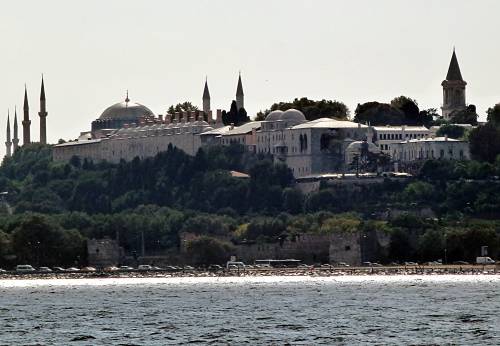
[0,275,499,345]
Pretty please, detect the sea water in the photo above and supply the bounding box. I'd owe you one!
[0,275,499,345]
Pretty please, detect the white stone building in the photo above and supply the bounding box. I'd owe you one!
[390,136,470,163]
[373,126,431,153]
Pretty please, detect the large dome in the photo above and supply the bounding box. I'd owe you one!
[281,108,306,122]
[99,100,154,122]
[265,110,284,121]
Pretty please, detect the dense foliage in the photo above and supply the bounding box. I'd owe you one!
[222,100,249,126]
[354,96,436,126]
[256,97,349,121]
[1,129,500,266]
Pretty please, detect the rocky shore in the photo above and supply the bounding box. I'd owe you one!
[0,265,498,280]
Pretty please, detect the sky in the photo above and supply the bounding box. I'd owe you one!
[1,0,500,159]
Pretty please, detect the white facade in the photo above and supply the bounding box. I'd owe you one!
[373,126,431,153]
[391,137,470,162]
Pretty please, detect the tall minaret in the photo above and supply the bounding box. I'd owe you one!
[5,110,12,158]
[22,85,31,145]
[236,72,244,110]
[39,76,48,144]
[13,108,19,152]
[202,77,210,115]
[441,49,467,119]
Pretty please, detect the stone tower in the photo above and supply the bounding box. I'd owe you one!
[202,78,210,115]
[5,111,12,158]
[39,76,48,144]
[22,86,31,145]
[236,72,244,110]
[13,108,19,152]
[441,49,467,119]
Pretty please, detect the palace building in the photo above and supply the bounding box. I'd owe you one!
[8,52,473,177]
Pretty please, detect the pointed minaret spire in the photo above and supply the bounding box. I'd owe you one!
[13,107,19,152]
[22,85,31,145]
[202,77,211,115]
[5,110,12,158]
[446,49,464,81]
[441,48,467,119]
[125,90,130,103]
[236,72,244,110]
[39,75,48,144]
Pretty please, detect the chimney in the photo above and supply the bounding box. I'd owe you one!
[445,135,448,141]
[124,123,129,129]
[198,110,204,121]
[158,114,163,123]
[165,114,171,124]
[216,109,223,126]
[182,111,188,123]
[208,110,213,123]
[230,123,234,130]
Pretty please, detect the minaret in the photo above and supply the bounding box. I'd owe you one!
[236,72,244,110]
[22,85,31,145]
[202,77,210,115]
[5,110,12,158]
[441,49,467,119]
[13,108,19,152]
[39,76,48,144]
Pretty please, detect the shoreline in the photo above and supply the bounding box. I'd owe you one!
[1,265,498,280]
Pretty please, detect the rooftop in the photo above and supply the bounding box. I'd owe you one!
[292,118,367,130]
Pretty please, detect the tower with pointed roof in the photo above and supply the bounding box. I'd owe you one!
[5,110,12,158]
[236,72,244,111]
[13,108,19,152]
[39,76,48,144]
[441,49,467,119]
[202,78,210,115]
[22,86,31,145]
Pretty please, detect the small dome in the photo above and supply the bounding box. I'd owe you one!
[265,110,284,121]
[99,100,154,122]
[281,108,306,122]
[346,140,380,153]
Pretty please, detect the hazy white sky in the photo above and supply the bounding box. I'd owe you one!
[1,0,500,158]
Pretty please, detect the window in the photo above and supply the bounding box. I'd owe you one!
[440,149,445,159]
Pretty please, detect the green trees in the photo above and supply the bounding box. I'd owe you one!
[167,102,199,115]
[486,104,500,125]
[436,124,467,139]
[257,97,349,121]
[449,105,478,125]
[11,214,85,267]
[469,123,500,162]
[185,236,235,266]
[222,101,250,126]
[354,96,434,126]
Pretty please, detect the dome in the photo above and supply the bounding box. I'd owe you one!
[281,108,306,122]
[265,110,284,121]
[346,140,380,154]
[99,100,154,122]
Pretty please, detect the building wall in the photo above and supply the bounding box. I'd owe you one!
[374,126,431,153]
[391,138,470,162]
[87,238,123,267]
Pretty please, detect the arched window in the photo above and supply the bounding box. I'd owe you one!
[304,134,308,150]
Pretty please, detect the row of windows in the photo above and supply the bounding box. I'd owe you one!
[221,137,246,145]
[292,166,310,174]
[395,148,464,161]
[378,133,427,140]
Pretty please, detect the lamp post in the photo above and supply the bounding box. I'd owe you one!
[36,241,41,268]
